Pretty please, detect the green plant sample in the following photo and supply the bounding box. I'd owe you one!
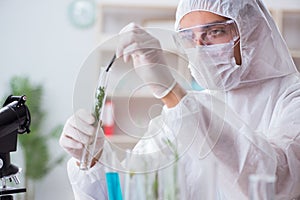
[94,86,105,121]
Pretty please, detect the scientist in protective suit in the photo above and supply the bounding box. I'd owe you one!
[59,0,300,199]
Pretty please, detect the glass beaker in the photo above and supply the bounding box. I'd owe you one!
[249,174,276,200]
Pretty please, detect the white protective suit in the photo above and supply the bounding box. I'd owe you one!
[67,0,300,199]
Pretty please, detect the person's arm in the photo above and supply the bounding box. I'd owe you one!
[161,89,300,199]
[67,158,108,200]
[59,110,108,199]
[161,83,187,108]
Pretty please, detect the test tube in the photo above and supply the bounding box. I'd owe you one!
[79,67,109,170]
[79,54,116,170]
[105,152,123,200]
[124,150,131,200]
[249,174,276,200]
[79,143,93,170]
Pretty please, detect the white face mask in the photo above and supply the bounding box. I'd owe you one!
[186,41,242,91]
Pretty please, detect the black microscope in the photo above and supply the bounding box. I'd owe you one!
[0,95,31,200]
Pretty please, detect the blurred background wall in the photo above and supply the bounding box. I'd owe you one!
[0,0,99,199]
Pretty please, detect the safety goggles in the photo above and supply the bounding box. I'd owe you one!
[174,20,240,49]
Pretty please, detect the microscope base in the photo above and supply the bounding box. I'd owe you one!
[0,195,13,200]
[0,187,26,200]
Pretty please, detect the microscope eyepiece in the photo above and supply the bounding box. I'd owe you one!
[0,95,31,137]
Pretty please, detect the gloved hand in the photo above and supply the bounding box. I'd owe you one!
[59,109,105,161]
[116,22,177,99]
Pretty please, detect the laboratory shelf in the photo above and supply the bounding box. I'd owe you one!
[268,6,300,71]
